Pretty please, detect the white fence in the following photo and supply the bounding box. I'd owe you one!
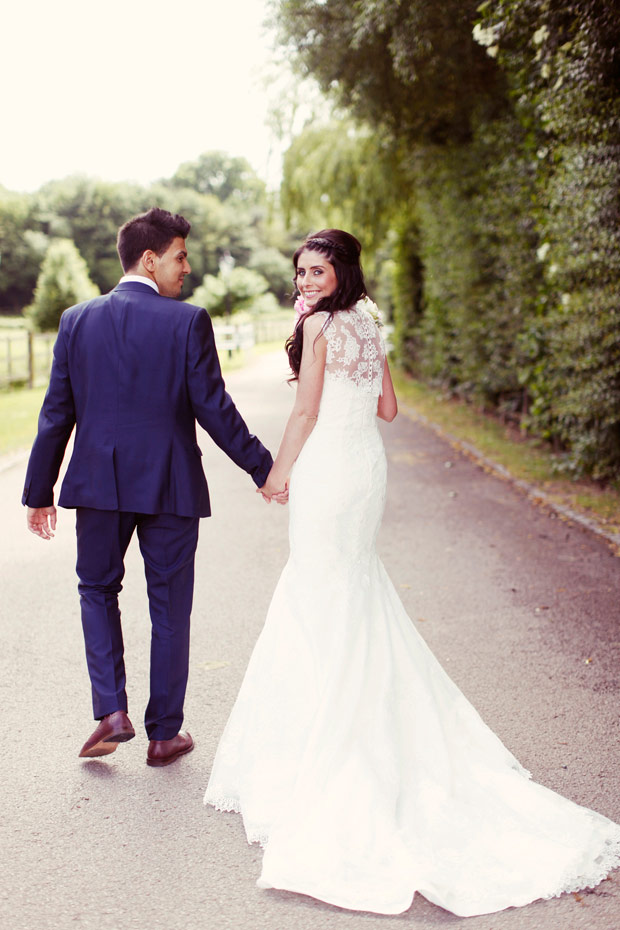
[0,331,55,389]
[213,317,293,355]
[212,321,256,356]
[0,319,294,389]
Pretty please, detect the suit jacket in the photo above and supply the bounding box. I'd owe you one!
[22,281,273,517]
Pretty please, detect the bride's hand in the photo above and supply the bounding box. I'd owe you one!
[271,483,289,505]
[257,472,289,504]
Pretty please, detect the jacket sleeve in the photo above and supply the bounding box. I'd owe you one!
[186,308,273,487]
[22,319,76,507]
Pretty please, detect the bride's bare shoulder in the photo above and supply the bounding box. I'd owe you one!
[303,312,329,338]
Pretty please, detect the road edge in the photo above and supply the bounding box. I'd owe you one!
[399,402,620,553]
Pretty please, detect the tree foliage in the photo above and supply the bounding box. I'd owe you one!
[0,150,291,325]
[275,0,506,142]
[0,189,47,313]
[247,247,294,303]
[165,151,266,205]
[281,121,410,254]
[28,239,100,332]
[36,176,148,294]
[189,266,274,317]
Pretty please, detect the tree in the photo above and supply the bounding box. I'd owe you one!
[275,0,506,144]
[281,120,411,251]
[247,247,293,303]
[35,176,148,293]
[165,151,266,205]
[0,189,47,314]
[188,266,272,317]
[28,239,100,331]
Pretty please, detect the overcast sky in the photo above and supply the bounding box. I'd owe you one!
[1,0,286,192]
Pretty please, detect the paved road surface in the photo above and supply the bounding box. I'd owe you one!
[1,350,619,930]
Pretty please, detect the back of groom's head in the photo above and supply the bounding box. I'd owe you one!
[117,207,191,272]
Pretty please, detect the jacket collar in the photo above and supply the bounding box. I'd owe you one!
[114,281,160,294]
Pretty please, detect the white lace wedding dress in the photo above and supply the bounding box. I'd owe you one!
[204,303,620,916]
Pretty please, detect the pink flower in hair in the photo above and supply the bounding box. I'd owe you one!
[294,295,306,325]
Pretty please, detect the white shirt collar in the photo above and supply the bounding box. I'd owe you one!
[119,274,159,294]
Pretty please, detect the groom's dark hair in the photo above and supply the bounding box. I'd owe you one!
[117,207,191,272]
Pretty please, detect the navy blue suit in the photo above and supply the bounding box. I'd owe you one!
[23,281,273,738]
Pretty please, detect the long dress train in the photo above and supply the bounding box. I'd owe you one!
[204,302,620,916]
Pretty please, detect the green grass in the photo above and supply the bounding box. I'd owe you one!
[393,370,620,537]
[0,385,47,455]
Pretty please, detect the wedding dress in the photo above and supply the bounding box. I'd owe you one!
[204,302,620,916]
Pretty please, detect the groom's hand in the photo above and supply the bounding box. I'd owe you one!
[27,506,57,540]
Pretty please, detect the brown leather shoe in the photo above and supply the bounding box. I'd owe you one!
[79,710,136,758]
[146,730,194,767]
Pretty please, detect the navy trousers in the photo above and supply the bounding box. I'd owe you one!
[75,508,199,740]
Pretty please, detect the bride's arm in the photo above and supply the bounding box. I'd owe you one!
[263,314,327,495]
[377,359,398,422]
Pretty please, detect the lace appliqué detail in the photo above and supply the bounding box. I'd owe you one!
[320,302,385,396]
[205,794,270,847]
[541,823,620,901]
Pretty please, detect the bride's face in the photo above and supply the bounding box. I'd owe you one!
[295,249,338,310]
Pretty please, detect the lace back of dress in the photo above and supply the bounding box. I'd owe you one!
[322,305,385,396]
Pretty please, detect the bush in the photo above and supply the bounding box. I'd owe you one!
[248,247,293,303]
[27,239,100,332]
[188,267,271,316]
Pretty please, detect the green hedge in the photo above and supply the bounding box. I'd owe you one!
[476,0,620,477]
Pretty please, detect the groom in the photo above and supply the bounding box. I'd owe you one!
[23,207,275,766]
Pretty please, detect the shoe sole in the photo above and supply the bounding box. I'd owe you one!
[146,740,194,767]
[104,731,135,743]
[79,730,136,758]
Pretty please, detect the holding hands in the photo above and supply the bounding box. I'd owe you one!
[258,468,289,504]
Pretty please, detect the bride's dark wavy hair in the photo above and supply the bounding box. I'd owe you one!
[285,229,367,380]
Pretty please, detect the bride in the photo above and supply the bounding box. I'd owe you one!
[204,229,620,916]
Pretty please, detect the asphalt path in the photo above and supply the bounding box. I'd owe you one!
[1,350,619,930]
